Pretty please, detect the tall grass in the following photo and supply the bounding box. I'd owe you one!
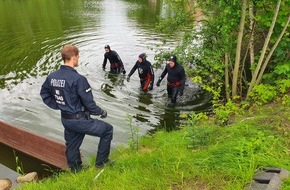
[126,114,140,152]
[13,150,25,175]
[18,103,290,190]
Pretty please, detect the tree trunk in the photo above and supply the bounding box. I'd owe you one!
[256,14,290,84]
[249,1,255,67]
[246,0,281,97]
[232,0,247,97]
[240,39,250,98]
[225,53,230,100]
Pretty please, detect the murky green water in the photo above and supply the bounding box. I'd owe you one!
[0,0,209,170]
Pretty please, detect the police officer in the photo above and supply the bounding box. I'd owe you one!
[40,45,113,172]
[126,53,154,91]
[102,45,126,74]
[156,55,186,103]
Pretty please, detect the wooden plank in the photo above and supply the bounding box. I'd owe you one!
[0,120,67,169]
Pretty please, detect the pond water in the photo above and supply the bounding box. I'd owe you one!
[0,0,210,169]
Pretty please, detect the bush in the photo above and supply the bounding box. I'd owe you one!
[213,99,243,126]
[248,84,277,105]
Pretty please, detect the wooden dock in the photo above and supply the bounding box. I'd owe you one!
[0,120,67,169]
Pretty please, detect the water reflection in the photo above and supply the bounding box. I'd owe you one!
[150,106,181,133]
[135,92,153,112]
[101,83,116,98]
[0,0,210,171]
[0,1,100,90]
[132,92,153,123]
[106,72,126,86]
[101,71,125,98]
[124,0,161,24]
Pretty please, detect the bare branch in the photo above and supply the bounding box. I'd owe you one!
[256,14,290,84]
[247,0,282,97]
[232,0,247,97]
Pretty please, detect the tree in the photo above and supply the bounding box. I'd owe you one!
[155,0,289,104]
[246,0,283,97]
[232,0,247,97]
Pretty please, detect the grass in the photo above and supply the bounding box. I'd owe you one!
[18,102,290,190]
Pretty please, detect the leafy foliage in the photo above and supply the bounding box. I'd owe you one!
[273,61,290,79]
[154,0,289,107]
[248,80,290,106]
[248,84,277,105]
[213,99,244,125]
[182,112,214,149]
[276,79,290,94]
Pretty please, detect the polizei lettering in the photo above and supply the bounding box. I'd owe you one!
[54,89,65,105]
[50,79,66,87]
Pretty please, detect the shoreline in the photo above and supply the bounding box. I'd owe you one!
[0,164,20,189]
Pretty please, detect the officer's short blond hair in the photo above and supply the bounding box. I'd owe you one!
[61,45,79,62]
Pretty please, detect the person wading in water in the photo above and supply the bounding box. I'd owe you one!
[126,53,154,91]
[102,45,126,74]
[156,55,186,104]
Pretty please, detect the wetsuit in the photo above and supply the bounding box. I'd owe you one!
[103,50,125,74]
[127,59,154,91]
[40,65,113,172]
[157,62,186,103]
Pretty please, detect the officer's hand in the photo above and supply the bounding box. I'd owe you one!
[126,76,130,82]
[100,110,107,118]
[84,111,91,119]
[122,69,126,75]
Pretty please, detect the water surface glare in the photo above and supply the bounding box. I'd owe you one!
[0,0,208,163]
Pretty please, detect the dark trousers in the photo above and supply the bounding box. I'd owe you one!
[110,63,121,74]
[61,117,113,171]
[167,85,180,103]
[110,67,121,74]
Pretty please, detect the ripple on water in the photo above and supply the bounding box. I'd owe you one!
[0,0,210,165]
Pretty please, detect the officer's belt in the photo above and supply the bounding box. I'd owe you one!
[61,112,85,119]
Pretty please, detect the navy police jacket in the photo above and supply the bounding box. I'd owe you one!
[40,65,103,115]
[128,59,154,81]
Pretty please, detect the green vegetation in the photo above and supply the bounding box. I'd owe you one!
[127,114,140,152]
[13,150,25,175]
[16,1,290,189]
[18,101,289,189]
[154,0,290,124]
[155,0,289,103]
